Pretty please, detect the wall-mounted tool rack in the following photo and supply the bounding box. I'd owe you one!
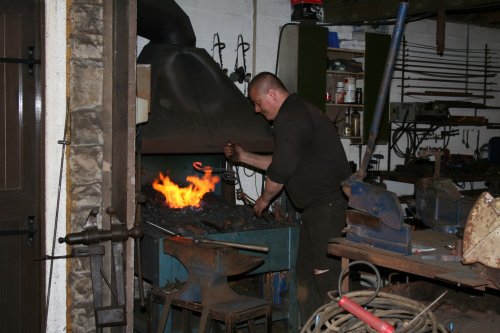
[395,38,500,106]
[385,38,500,168]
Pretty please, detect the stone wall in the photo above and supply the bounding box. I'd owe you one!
[68,0,104,332]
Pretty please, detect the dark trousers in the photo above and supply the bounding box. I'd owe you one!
[296,198,347,324]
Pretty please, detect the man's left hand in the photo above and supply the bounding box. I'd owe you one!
[253,196,271,217]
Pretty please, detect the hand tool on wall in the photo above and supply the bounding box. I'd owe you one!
[474,130,481,159]
[342,0,411,254]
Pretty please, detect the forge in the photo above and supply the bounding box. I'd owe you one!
[138,155,299,332]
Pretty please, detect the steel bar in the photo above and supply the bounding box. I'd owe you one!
[144,220,179,236]
[397,85,500,92]
[405,41,493,53]
[195,238,269,253]
[394,68,496,78]
[392,76,496,85]
[355,1,408,180]
[404,91,494,98]
[395,62,500,73]
[405,48,498,59]
[397,57,500,69]
[401,54,488,66]
[146,220,269,253]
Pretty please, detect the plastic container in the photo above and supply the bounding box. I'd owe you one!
[344,77,356,103]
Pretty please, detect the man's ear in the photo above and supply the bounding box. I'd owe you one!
[267,88,277,100]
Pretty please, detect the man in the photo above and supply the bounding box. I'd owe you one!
[224,72,352,323]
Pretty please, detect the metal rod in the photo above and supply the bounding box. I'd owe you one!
[397,58,500,69]
[145,220,269,253]
[395,62,500,73]
[394,68,496,78]
[404,91,494,98]
[397,85,500,92]
[406,48,497,58]
[405,291,448,328]
[356,0,408,180]
[393,76,495,85]
[144,220,179,236]
[484,44,489,106]
[195,238,269,253]
[402,53,487,66]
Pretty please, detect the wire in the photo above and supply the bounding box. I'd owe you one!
[101,265,119,304]
[301,260,449,333]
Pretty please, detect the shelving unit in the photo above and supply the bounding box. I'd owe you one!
[325,47,365,143]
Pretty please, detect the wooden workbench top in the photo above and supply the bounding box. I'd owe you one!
[328,229,497,290]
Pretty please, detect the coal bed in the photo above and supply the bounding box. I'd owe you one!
[141,187,291,236]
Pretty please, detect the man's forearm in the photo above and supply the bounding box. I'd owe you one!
[239,151,273,171]
[261,178,284,202]
[253,177,284,216]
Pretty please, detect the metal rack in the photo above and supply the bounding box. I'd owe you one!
[395,37,500,105]
[387,38,500,168]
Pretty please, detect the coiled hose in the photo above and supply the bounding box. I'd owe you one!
[300,261,449,333]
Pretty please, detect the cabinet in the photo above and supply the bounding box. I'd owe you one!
[325,48,365,143]
[276,27,390,145]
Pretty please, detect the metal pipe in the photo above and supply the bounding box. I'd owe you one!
[356,0,409,180]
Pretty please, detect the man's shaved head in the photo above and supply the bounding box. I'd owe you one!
[248,72,288,96]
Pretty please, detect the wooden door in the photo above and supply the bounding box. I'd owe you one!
[0,1,42,332]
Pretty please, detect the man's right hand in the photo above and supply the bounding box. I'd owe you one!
[224,141,244,163]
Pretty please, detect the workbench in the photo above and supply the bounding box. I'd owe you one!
[328,229,498,291]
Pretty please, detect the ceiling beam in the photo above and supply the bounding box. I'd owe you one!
[323,0,500,25]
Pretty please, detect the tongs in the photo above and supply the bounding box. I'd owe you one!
[236,189,275,221]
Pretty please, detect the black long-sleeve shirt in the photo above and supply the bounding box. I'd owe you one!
[266,93,351,210]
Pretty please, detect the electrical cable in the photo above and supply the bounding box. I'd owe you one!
[300,260,449,333]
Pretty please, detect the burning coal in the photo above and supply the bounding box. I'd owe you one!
[152,163,220,209]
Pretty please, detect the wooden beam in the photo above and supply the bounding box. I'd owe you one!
[323,0,500,25]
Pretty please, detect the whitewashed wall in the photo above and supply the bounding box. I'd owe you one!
[45,0,67,332]
[137,1,500,200]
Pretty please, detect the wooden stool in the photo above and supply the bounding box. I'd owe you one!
[152,288,272,333]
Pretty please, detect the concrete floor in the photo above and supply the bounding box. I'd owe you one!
[136,280,500,332]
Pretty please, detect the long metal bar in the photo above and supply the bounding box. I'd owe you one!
[397,85,500,92]
[356,0,408,180]
[396,58,500,69]
[405,48,496,58]
[395,62,500,73]
[393,76,496,85]
[145,221,269,253]
[402,53,487,66]
[394,68,496,78]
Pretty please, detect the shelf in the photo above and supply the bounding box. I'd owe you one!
[326,70,364,78]
[326,103,363,108]
[327,47,364,57]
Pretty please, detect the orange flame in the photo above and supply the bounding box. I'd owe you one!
[152,165,220,209]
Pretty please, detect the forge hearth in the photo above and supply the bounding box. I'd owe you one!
[142,187,287,236]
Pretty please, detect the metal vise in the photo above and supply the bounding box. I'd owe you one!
[58,207,143,328]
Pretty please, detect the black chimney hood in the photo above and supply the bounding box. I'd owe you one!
[137,0,273,154]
